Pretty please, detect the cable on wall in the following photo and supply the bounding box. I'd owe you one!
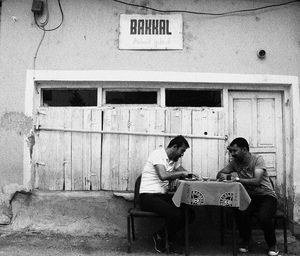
[32,0,64,85]
[112,0,300,16]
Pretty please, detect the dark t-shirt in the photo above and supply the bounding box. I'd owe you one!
[226,154,277,198]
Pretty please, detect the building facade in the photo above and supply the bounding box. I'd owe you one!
[0,0,300,235]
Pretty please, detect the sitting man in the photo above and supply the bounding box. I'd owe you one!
[139,135,194,253]
[217,137,279,256]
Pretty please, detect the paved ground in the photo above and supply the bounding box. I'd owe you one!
[0,230,299,256]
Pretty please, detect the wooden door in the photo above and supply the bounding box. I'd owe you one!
[229,91,284,194]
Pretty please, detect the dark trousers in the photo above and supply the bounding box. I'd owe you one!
[236,195,277,247]
[140,193,195,241]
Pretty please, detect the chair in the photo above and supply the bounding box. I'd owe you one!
[127,175,169,253]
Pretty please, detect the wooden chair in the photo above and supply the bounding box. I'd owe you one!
[127,175,169,253]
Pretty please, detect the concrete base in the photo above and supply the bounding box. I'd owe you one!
[10,191,132,236]
[8,190,298,246]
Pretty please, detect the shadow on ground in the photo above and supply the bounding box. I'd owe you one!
[0,230,299,256]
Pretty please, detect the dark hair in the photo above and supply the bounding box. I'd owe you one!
[229,137,249,151]
[167,135,190,148]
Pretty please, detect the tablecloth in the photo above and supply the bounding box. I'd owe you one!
[172,180,251,210]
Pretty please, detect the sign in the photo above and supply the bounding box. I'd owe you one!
[119,14,183,50]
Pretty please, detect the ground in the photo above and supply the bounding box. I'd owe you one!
[0,230,299,256]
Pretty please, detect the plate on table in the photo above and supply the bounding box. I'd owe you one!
[222,180,234,183]
[184,178,198,181]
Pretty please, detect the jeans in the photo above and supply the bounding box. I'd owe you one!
[236,195,277,247]
[140,193,195,241]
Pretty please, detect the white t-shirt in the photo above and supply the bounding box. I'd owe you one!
[139,148,180,194]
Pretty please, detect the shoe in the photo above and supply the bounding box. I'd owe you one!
[268,245,279,256]
[238,241,249,253]
[152,233,166,253]
[239,247,249,253]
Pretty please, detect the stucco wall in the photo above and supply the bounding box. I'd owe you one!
[0,0,300,230]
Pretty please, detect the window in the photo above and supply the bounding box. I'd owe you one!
[105,90,157,104]
[42,89,97,106]
[166,89,221,107]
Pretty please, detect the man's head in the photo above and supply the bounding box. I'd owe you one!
[167,135,189,162]
[227,137,249,160]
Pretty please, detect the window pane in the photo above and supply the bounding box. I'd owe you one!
[42,89,97,106]
[166,90,221,107]
[106,91,157,104]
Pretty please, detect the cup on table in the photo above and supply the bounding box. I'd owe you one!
[226,174,232,181]
[202,176,209,181]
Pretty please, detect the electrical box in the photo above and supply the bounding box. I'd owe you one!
[31,0,43,15]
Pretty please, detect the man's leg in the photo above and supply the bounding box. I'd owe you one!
[255,196,277,249]
[236,200,256,251]
[140,193,190,241]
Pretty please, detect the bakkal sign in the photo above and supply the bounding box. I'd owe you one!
[119,14,183,50]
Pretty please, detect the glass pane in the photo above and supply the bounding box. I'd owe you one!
[42,89,97,107]
[106,91,157,104]
[166,90,221,107]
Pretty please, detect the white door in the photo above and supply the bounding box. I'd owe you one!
[229,91,284,195]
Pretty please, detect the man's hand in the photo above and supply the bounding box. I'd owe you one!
[218,173,227,181]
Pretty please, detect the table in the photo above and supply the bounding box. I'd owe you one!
[172,180,251,256]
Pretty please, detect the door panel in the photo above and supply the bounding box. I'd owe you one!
[229,91,284,193]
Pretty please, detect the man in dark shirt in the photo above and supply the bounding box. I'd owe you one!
[217,137,279,256]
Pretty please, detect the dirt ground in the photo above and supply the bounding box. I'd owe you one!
[0,230,299,256]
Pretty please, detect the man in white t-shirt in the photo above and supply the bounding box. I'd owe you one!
[139,135,194,253]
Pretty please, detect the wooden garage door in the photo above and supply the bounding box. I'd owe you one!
[34,107,226,191]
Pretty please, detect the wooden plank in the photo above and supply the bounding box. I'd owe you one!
[128,109,150,190]
[206,110,220,178]
[101,108,130,190]
[101,109,112,190]
[35,108,64,190]
[63,108,72,190]
[181,109,192,172]
[83,109,92,190]
[217,111,226,172]
[52,108,65,190]
[71,109,84,190]
[155,108,165,149]
[90,108,102,190]
[191,110,202,178]
[116,108,130,190]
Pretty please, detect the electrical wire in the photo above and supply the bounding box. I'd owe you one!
[112,0,300,16]
[33,0,64,85]
[34,0,64,31]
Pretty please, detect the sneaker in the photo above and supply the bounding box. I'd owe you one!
[239,247,249,253]
[268,245,279,256]
[152,233,166,253]
[238,241,249,253]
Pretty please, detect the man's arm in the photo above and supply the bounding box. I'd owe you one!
[216,166,233,180]
[236,168,264,185]
[155,164,188,181]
